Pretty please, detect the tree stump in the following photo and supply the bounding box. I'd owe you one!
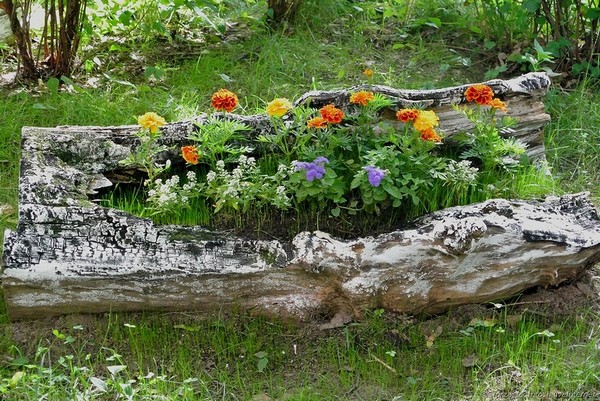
[2,72,600,321]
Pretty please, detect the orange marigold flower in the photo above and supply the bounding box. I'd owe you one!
[396,108,419,123]
[266,98,292,117]
[307,116,328,129]
[464,84,494,106]
[413,110,439,133]
[211,89,238,112]
[349,91,375,106]
[489,98,507,112]
[138,112,166,134]
[181,145,199,165]
[363,68,374,77]
[420,128,442,143]
[319,104,345,124]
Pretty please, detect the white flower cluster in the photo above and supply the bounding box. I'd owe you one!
[146,170,198,212]
[204,156,291,212]
[443,160,479,186]
[147,176,182,209]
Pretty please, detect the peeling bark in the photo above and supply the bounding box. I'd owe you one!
[3,73,599,321]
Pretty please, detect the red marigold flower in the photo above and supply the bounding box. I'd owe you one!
[181,145,199,165]
[396,108,419,123]
[420,128,442,143]
[319,104,345,124]
[489,98,507,112]
[464,84,494,106]
[307,116,328,129]
[349,91,375,106]
[211,89,238,112]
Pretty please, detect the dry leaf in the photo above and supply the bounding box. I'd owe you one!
[462,353,479,368]
[319,310,353,330]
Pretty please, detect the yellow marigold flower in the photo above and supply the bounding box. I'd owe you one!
[211,89,238,112]
[396,108,419,123]
[307,116,328,129]
[266,98,292,117]
[349,91,375,106]
[363,68,374,77]
[138,112,166,134]
[413,110,439,132]
[489,98,507,112]
[465,84,494,106]
[420,128,442,143]
[181,145,199,165]
[319,104,345,124]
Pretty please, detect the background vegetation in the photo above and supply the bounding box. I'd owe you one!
[0,0,599,399]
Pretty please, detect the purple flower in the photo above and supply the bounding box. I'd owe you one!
[306,167,325,181]
[364,165,386,187]
[292,157,329,181]
[293,161,310,172]
[313,156,329,165]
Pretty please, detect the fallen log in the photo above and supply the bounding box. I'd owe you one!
[2,72,599,320]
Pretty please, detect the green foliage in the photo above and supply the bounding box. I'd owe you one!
[188,117,252,167]
[110,90,555,232]
[465,0,600,80]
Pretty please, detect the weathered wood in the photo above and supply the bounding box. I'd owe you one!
[3,72,599,321]
[3,194,599,320]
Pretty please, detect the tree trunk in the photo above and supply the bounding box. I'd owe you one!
[2,0,37,79]
[3,73,599,321]
[1,0,85,80]
[267,0,302,26]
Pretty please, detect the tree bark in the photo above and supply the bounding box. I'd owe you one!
[4,72,599,321]
[2,0,37,79]
[267,0,302,26]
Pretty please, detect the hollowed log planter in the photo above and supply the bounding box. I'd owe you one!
[2,73,600,320]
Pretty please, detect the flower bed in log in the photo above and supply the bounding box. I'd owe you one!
[2,72,600,321]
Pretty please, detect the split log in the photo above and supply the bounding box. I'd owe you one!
[3,72,600,320]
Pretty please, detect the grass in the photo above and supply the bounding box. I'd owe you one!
[1,0,600,399]
[0,303,598,400]
[544,82,600,203]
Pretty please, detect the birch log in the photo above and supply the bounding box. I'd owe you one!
[3,72,600,321]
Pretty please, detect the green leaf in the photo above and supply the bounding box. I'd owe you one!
[10,371,25,388]
[47,77,60,95]
[469,25,482,34]
[219,73,234,83]
[584,7,600,20]
[484,40,496,50]
[350,175,362,189]
[382,181,403,199]
[11,356,29,367]
[118,11,134,25]
[426,17,441,28]
[174,324,200,332]
[32,103,57,110]
[522,0,541,12]
[52,329,65,339]
[257,357,268,372]
[331,207,340,217]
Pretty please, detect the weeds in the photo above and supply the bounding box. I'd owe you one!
[0,306,598,400]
